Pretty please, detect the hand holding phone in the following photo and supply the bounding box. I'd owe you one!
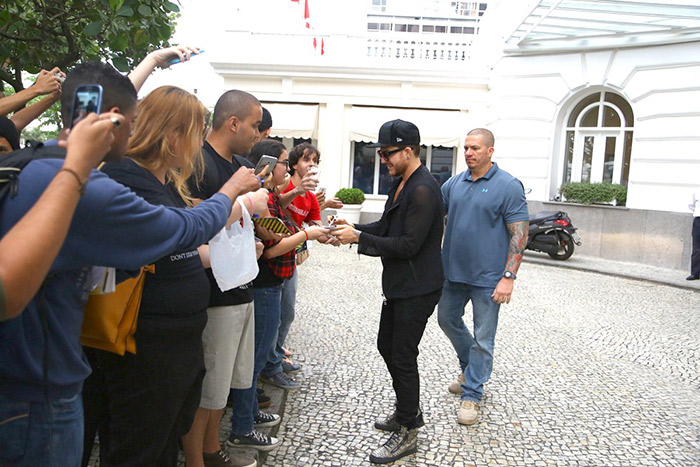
[70,84,103,128]
[168,49,205,65]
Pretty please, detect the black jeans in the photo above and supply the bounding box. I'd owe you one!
[692,216,700,277]
[377,289,441,428]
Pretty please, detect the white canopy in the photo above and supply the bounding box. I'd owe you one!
[348,106,464,147]
[263,103,319,139]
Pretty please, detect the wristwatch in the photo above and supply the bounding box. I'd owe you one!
[503,271,516,280]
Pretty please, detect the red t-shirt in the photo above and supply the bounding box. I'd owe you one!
[282,180,321,226]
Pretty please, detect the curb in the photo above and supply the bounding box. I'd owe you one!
[523,252,700,292]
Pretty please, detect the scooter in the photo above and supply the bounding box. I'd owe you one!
[526,211,582,260]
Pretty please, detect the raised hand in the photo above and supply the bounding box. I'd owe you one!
[149,45,201,68]
[219,167,262,201]
[33,67,64,95]
[61,113,124,176]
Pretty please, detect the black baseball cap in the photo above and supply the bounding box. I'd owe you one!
[0,117,20,151]
[367,119,420,148]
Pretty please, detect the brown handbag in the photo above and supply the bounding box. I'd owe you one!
[80,264,154,355]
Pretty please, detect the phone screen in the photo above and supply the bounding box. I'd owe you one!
[70,85,103,127]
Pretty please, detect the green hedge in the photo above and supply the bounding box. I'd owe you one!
[559,182,627,206]
[335,188,365,204]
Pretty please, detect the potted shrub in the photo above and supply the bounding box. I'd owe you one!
[334,188,365,224]
[559,182,627,206]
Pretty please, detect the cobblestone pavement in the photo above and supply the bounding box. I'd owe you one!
[261,244,700,466]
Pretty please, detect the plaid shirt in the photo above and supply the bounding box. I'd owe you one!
[264,192,299,280]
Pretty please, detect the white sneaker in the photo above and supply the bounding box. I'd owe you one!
[457,400,479,425]
[448,373,465,394]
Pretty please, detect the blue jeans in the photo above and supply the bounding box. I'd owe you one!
[264,271,298,377]
[230,285,282,435]
[0,393,83,466]
[437,280,500,403]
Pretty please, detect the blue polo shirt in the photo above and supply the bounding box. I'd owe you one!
[442,162,529,288]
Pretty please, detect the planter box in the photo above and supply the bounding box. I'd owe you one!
[336,204,363,224]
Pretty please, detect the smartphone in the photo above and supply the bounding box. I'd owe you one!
[70,84,103,128]
[168,49,205,65]
[254,155,278,175]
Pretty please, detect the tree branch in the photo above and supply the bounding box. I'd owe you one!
[0,31,43,42]
[0,67,23,93]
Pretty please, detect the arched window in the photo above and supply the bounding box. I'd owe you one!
[562,91,634,186]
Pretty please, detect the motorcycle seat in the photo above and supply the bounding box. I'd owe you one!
[530,211,562,223]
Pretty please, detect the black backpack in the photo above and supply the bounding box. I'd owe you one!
[0,144,66,202]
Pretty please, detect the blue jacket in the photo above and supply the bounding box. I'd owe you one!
[0,157,232,402]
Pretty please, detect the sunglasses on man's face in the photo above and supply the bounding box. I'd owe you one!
[377,147,405,160]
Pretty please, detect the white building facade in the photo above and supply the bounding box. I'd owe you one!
[207,0,700,216]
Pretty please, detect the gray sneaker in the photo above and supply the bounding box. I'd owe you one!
[281,358,301,373]
[260,371,300,390]
[374,407,424,432]
[202,449,257,467]
[369,425,418,464]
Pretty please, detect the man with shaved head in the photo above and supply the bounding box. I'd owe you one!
[182,90,270,466]
[438,127,529,427]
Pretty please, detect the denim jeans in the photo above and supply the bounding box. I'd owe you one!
[0,393,83,466]
[263,270,298,377]
[437,280,501,403]
[230,285,282,435]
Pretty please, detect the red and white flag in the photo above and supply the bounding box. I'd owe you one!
[291,0,325,55]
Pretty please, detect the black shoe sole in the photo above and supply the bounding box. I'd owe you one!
[374,412,425,432]
[369,446,417,464]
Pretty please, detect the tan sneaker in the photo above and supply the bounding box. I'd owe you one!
[448,373,466,394]
[457,400,479,425]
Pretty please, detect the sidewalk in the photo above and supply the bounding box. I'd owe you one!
[523,251,700,291]
[261,245,699,466]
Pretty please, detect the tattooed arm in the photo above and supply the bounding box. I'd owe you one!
[492,220,529,304]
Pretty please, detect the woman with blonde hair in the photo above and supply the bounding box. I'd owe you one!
[81,85,266,466]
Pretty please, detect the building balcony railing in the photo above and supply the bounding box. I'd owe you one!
[366,37,471,61]
[216,30,479,71]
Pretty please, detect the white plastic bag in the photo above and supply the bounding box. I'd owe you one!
[209,198,259,291]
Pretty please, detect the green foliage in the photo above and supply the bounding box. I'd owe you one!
[334,188,365,205]
[0,0,180,92]
[559,182,627,206]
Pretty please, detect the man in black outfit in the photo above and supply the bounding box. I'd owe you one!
[334,119,444,464]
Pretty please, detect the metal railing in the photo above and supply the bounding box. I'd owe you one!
[366,38,471,61]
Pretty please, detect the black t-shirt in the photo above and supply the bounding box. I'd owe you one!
[188,141,255,305]
[101,158,210,318]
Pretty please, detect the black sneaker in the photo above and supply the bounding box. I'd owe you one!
[374,408,424,432]
[254,411,281,428]
[257,392,271,408]
[226,430,280,452]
